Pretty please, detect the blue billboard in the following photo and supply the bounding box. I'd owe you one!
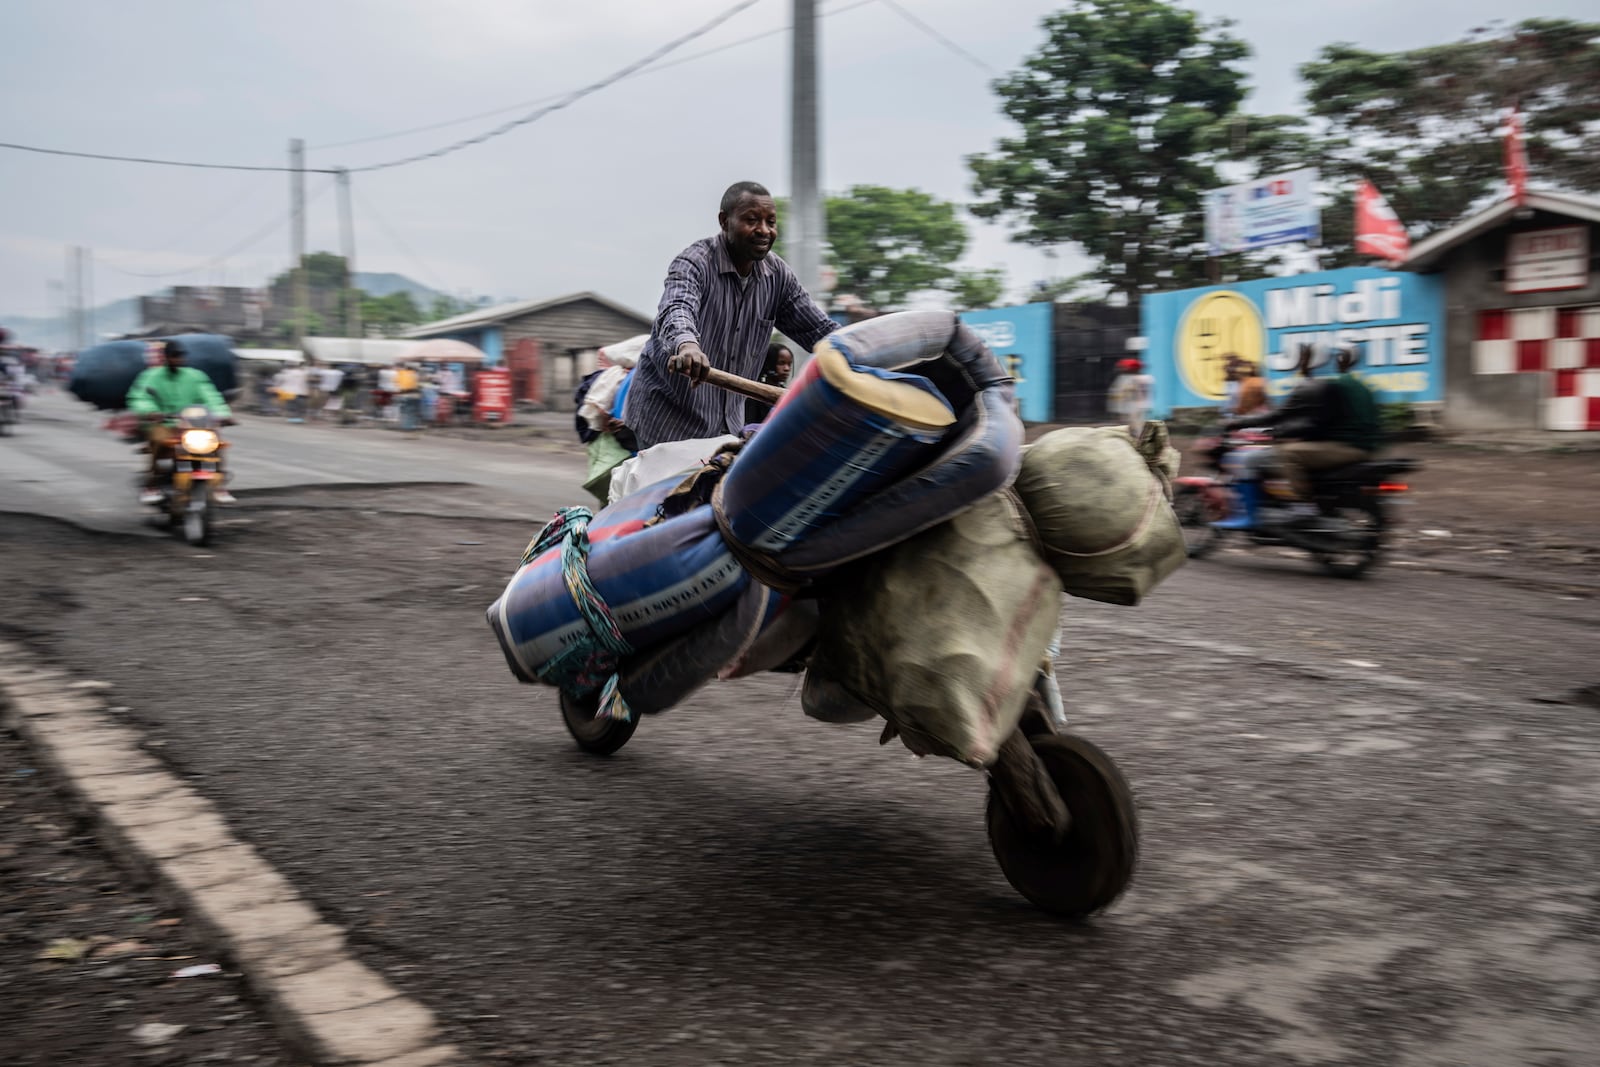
[959,302,1054,422]
[1140,266,1446,416]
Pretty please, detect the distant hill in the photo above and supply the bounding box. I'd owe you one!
[2,298,141,351]
[3,273,462,351]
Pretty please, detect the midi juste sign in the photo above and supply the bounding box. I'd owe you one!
[1140,266,1447,414]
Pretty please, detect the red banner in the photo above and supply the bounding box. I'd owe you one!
[1354,179,1410,263]
[1504,107,1528,206]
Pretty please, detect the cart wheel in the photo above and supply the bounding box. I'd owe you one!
[560,690,640,756]
[986,733,1138,918]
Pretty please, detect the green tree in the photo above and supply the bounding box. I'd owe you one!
[359,292,423,336]
[429,294,476,320]
[777,186,975,310]
[823,185,969,310]
[277,309,324,342]
[269,251,350,293]
[968,0,1261,300]
[950,268,1007,311]
[1298,18,1600,265]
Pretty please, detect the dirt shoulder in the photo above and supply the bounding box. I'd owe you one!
[0,727,299,1067]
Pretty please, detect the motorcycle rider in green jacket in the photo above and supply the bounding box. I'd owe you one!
[126,340,236,505]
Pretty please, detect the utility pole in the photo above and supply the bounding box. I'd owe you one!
[336,168,362,340]
[789,0,824,301]
[66,246,90,350]
[84,248,94,343]
[64,247,78,350]
[290,138,309,345]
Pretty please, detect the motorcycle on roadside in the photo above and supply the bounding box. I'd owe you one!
[140,404,232,546]
[1172,424,1417,579]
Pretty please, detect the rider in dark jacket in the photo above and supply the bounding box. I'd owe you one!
[1229,344,1380,510]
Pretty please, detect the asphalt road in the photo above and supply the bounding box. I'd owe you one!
[0,390,584,533]
[3,394,1598,1066]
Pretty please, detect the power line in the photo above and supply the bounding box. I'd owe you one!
[347,0,768,173]
[310,0,877,153]
[0,140,340,174]
[103,177,337,279]
[0,0,767,175]
[876,0,995,74]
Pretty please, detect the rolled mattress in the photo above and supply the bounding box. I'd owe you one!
[487,475,749,688]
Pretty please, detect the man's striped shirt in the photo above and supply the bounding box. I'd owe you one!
[623,235,837,448]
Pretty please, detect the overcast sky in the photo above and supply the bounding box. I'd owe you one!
[2,0,1591,327]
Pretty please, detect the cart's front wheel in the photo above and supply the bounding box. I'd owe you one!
[560,690,640,756]
[986,733,1138,918]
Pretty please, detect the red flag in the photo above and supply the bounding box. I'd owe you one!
[1354,179,1410,262]
[1504,107,1528,206]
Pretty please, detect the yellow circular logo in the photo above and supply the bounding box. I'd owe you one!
[1175,290,1264,401]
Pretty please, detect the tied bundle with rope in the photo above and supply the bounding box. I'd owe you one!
[516,506,635,722]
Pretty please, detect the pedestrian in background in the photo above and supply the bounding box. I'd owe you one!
[376,365,398,422]
[1107,357,1154,436]
[743,343,793,426]
[395,363,421,431]
[337,365,361,425]
[319,363,345,421]
[280,363,309,423]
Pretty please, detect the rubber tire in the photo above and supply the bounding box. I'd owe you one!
[183,487,212,547]
[1315,497,1384,580]
[986,733,1139,918]
[560,689,640,756]
[1173,485,1220,559]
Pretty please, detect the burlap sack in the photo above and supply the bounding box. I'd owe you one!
[1012,424,1185,606]
[804,492,1063,767]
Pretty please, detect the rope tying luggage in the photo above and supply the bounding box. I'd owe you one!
[521,506,635,722]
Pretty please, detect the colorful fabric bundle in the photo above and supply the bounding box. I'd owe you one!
[717,312,1023,578]
[614,582,790,716]
[716,336,955,554]
[487,475,748,699]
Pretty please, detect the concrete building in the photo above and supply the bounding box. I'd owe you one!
[402,291,651,406]
[138,286,279,346]
[1400,190,1600,432]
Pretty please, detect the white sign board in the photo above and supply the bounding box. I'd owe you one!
[1205,168,1320,255]
[1506,226,1589,293]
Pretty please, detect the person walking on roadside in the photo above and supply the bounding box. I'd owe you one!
[317,363,344,421]
[337,365,362,425]
[280,363,309,423]
[1107,357,1155,436]
[305,359,326,420]
[377,365,398,422]
[622,181,838,449]
[395,363,421,431]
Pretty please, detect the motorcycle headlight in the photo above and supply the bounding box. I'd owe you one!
[181,429,220,454]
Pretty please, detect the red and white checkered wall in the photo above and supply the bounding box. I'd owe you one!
[1474,305,1600,430]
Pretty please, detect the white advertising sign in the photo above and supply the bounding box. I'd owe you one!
[1506,226,1589,293]
[1205,168,1320,255]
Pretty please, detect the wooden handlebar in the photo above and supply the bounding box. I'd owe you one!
[673,362,784,405]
